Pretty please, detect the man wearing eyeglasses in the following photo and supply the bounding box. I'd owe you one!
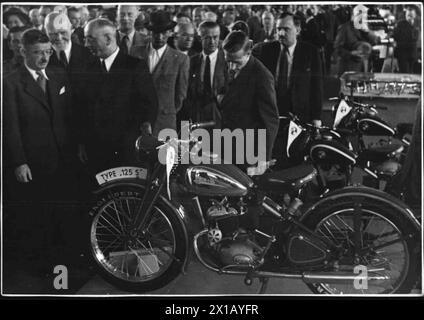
[4,29,77,275]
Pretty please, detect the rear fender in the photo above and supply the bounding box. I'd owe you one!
[300,186,420,232]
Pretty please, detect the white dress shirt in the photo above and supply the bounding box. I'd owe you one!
[101,47,120,72]
[200,49,219,89]
[148,44,167,73]
[25,64,49,81]
[55,41,72,64]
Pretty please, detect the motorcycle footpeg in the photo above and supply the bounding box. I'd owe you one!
[244,268,256,286]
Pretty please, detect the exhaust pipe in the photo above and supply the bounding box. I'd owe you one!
[193,230,390,285]
[302,271,389,284]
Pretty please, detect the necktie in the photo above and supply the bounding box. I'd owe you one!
[101,59,107,73]
[278,46,289,92]
[228,68,237,83]
[204,55,212,96]
[59,50,68,68]
[36,70,46,93]
[120,35,129,55]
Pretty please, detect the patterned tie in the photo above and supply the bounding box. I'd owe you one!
[120,35,129,55]
[204,55,212,96]
[36,70,46,93]
[59,50,68,68]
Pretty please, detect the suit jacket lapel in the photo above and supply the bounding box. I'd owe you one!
[213,50,226,93]
[46,70,61,115]
[221,56,253,108]
[21,67,51,112]
[152,45,170,80]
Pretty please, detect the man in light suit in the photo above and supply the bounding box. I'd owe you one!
[183,21,228,127]
[3,29,77,273]
[134,10,190,136]
[116,5,149,58]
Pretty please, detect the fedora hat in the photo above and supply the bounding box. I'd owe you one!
[145,10,176,33]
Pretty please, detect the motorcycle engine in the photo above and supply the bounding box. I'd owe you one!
[208,231,263,266]
[205,197,263,267]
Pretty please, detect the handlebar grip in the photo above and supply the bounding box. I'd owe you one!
[190,121,216,130]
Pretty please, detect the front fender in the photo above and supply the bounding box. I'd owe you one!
[300,185,421,232]
[90,178,195,273]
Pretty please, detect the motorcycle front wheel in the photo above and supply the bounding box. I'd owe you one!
[302,196,420,294]
[88,185,187,293]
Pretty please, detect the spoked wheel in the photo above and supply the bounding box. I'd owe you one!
[89,186,187,292]
[303,197,419,294]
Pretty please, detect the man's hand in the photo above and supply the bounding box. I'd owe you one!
[140,122,152,136]
[312,119,322,128]
[15,164,32,183]
[78,144,88,163]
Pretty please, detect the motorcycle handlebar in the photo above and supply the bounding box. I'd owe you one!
[190,121,216,130]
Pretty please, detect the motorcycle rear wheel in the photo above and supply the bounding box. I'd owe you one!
[302,197,419,294]
[88,186,187,293]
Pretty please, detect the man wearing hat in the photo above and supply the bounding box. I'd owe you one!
[134,10,190,136]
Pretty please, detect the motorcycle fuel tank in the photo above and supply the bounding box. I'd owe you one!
[309,139,357,166]
[185,164,254,197]
[357,118,395,136]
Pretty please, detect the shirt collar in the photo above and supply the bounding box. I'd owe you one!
[25,63,49,81]
[101,47,120,72]
[54,41,72,62]
[282,41,297,57]
[119,29,135,43]
[202,49,218,61]
[149,43,167,58]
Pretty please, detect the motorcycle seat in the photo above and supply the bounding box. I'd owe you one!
[255,164,317,193]
[359,144,404,162]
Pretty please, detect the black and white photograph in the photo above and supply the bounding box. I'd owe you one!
[1,1,422,301]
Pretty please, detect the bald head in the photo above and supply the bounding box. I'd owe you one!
[174,22,195,52]
[117,5,140,34]
[44,12,72,51]
[84,18,117,58]
[204,11,217,22]
[29,8,42,27]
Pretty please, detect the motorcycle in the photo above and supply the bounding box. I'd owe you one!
[329,95,409,190]
[87,121,420,294]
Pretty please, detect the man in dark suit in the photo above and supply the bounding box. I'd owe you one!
[257,11,277,43]
[393,6,420,74]
[4,29,76,272]
[79,18,158,173]
[116,5,149,58]
[133,10,189,137]
[45,12,95,95]
[68,6,85,45]
[183,21,228,127]
[221,31,279,165]
[252,12,323,165]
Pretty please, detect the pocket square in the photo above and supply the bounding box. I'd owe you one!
[59,86,66,95]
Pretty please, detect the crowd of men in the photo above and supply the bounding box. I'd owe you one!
[2,4,422,277]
